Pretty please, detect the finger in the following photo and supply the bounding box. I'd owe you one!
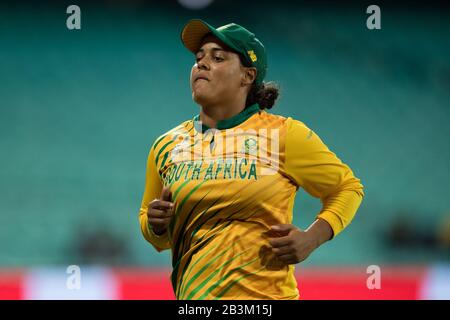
[148,217,171,226]
[150,200,174,210]
[161,187,172,202]
[272,245,293,256]
[270,224,296,235]
[269,236,293,248]
[277,254,297,264]
[148,209,173,219]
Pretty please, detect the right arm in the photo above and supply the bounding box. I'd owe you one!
[138,145,172,252]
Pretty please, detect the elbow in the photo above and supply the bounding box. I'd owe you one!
[340,175,365,199]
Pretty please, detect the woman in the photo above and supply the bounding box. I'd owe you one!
[138,19,364,300]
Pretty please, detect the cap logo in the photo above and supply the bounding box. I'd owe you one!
[247,50,257,63]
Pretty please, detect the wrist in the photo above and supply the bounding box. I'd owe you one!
[304,229,321,250]
[305,218,333,249]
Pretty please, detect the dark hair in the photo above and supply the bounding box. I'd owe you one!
[245,81,279,110]
[238,54,279,110]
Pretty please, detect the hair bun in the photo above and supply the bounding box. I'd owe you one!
[257,83,279,109]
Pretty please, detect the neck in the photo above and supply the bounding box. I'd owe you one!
[199,100,246,129]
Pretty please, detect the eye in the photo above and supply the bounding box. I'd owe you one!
[195,53,204,63]
[214,56,224,62]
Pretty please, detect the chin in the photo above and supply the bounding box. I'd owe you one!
[192,91,212,106]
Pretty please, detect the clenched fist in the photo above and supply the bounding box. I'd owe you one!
[269,219,333,265]
[147,187,174,236]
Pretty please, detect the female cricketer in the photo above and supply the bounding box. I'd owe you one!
[138,19,364,300]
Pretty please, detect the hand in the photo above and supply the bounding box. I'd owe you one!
[268,224,320,265]
[147,187,174,236]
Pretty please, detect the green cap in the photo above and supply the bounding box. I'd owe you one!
[181,19,267,85]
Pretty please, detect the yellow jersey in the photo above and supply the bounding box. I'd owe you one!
[138,103,364,300]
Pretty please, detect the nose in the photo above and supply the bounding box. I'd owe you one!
[196,58,209,71]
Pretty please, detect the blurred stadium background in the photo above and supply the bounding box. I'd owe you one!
[0,0,449,299]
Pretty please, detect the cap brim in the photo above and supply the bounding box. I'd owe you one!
[181,19,239,54]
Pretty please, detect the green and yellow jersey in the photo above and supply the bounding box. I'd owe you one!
[138,103,364,300]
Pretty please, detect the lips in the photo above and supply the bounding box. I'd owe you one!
[194,75,209,82]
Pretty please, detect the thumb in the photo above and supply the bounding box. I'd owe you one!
[160,187,172,202]
[270,224,296,235]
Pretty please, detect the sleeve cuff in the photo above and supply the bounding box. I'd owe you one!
[316,210,344,239]
[146,222,171,252]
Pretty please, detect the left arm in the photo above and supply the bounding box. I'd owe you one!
[270,118,364,264]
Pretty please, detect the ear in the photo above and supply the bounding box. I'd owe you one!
[241,67,257,86]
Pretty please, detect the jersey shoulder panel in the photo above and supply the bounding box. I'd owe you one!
[256,110,289,128]
[151,120,193,152]
[285,116,312,138]
[149,120,193,173]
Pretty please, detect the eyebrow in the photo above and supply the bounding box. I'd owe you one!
[196,47,226,55]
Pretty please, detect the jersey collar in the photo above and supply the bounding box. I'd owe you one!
[193,103,261,133]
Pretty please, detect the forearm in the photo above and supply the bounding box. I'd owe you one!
[305,218,333,249]
[317,189,364,238]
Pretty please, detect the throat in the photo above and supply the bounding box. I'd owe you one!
[200,104,245,129]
